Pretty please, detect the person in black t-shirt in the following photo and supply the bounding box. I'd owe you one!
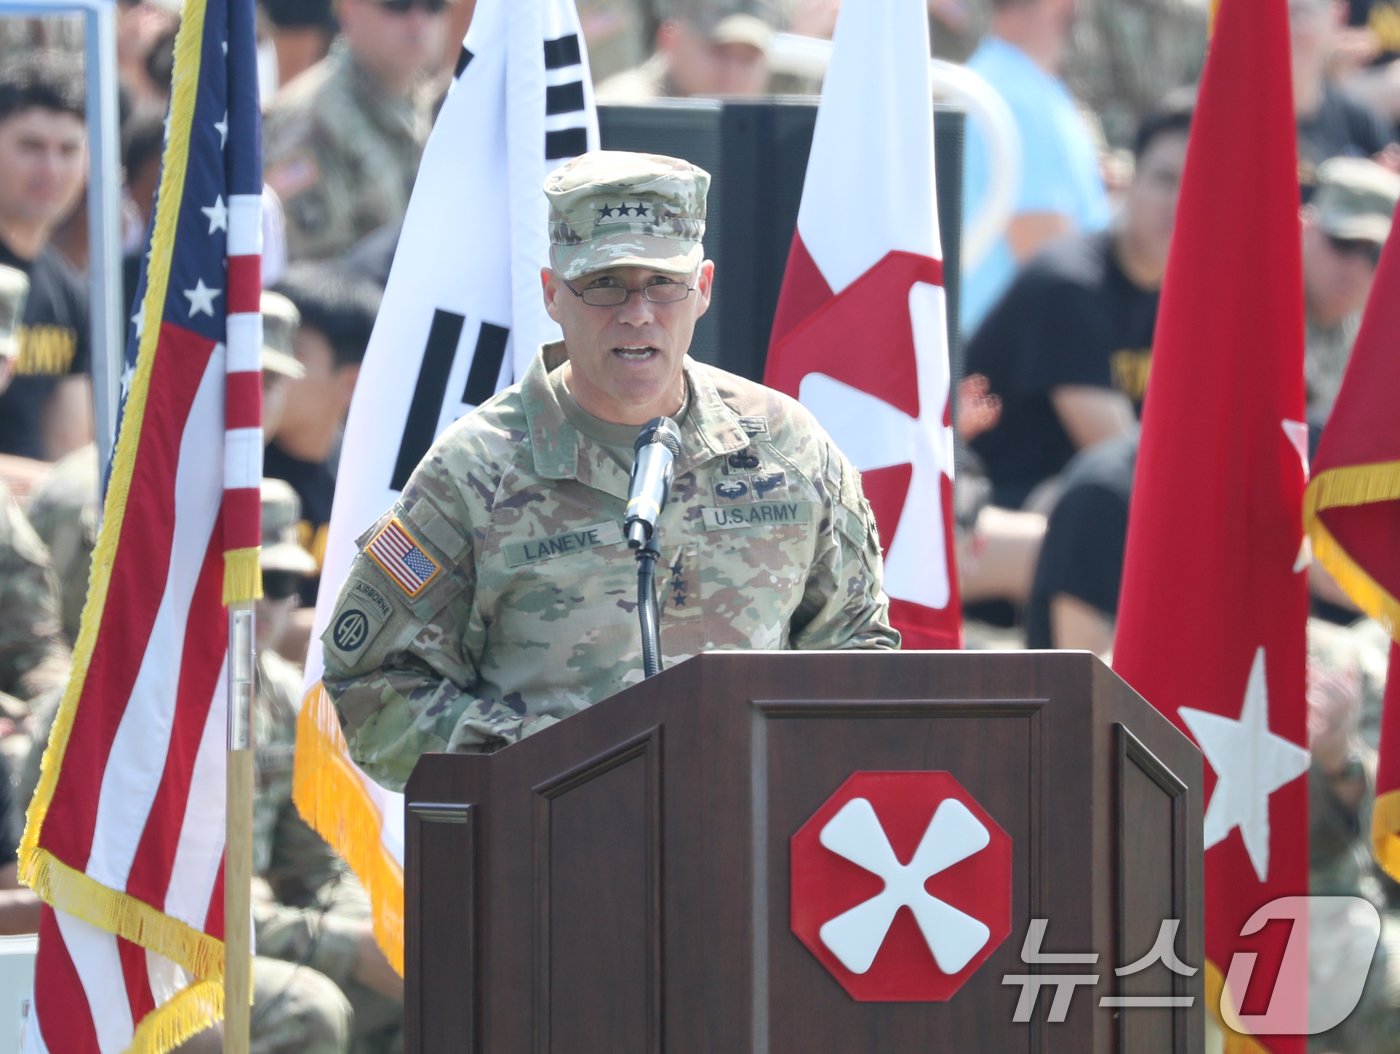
[0,52,91,485]
[1025,430,1137,653]
[1290,0,1396,189]
[966,97,1192,511]
[265,264,380,661]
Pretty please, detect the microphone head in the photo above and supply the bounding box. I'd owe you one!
[634,416,682,457]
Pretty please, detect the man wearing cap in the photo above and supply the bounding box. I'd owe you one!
[263,0,447,262]
[1302,156,1400,422]
[596,0,775,101]
[322,150,898,792]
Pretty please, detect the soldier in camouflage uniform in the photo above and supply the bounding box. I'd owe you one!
[263,0,446,262]
[322,150,898,791]
[0,478,68,739]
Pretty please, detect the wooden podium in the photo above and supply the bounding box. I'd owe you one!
[405,651,1204,1053]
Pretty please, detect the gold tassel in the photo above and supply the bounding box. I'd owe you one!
[1304,461,1400,516]
[23,849,224,981]
[1205,962,1275,1054]
[223,547,263,605]
[1373,790,1400,884]
[293,685,406,974]
[128,979,224,1054]
[1308,524,1400,641]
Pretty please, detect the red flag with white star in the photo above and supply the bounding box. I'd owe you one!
[764,0,961,650]
[1112,0,1308,1047]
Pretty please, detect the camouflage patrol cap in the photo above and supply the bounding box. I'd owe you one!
[260,477,317,575]
[0,265,30,363]
[1313,158,1400,245]
[544,150,710,280]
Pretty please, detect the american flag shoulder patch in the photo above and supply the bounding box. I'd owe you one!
[366,517,442,596]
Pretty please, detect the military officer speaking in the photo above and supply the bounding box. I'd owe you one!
[321,150,899,791]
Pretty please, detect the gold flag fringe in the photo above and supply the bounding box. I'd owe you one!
[1205,961,1275,1054]
[1302,461,1400,643]
[223,547,263,605]
[128,978,224,1054]
[1373,789,1400,881]
[19,849,224,982]
[293,684,405,974]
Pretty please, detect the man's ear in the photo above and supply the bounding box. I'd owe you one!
[542,267,561,319]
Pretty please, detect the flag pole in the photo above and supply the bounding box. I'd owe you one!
[226,604,255,1052]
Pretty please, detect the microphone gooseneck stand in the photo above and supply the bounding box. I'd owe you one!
[635,532,663,679]
[625,415,682,681]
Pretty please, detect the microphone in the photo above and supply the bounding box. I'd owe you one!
[625,416,682,548]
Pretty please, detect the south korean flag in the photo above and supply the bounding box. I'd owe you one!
[292,0,598,973]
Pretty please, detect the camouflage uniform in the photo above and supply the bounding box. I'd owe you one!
[24,443,99,645]
[324,151,896,790]
[323,342,899,790]
[0,478,69,716]
[263,42,437,262]
[1064,0,1208,151]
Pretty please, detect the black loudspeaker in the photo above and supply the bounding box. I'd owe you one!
[598,99,966,386]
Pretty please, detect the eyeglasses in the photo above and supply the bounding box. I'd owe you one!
[1325,234,1382,267]
[561,277,696,308]
[378,0,447,15]
[261,570,304,602]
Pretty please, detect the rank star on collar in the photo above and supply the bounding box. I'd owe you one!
[1179,646,1310,882]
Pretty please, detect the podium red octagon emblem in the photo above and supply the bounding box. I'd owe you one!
[790,771,1012,1001]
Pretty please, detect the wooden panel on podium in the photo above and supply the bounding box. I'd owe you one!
[405,651,1204,1053]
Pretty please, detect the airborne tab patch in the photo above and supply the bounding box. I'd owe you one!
[366,517,441,596]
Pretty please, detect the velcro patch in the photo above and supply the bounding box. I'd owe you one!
[366,518,442,596]
[327,601,387,658]
[738,415,769,435]
[702,502,811,530]
[504,520,624,567]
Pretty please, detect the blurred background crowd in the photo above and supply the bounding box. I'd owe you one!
[0,0,1397,1048]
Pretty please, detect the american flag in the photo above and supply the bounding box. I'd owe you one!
[366,518,441,596]
[19,0,262,1043]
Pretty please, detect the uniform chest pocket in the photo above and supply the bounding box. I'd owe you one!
[690,501,817,639]
[496,520,636,625]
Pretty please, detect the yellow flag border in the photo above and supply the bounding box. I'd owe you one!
[293,685,406,974]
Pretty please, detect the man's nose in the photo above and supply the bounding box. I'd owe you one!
[615,290,657,324]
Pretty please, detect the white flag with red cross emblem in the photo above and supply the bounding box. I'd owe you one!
[764,0,961,649]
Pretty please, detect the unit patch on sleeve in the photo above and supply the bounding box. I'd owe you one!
[366,517,442,596]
